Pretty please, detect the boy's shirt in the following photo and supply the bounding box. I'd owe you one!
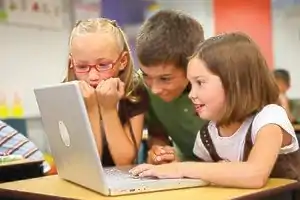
[146,88,206,161]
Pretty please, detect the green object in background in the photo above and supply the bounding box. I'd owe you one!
[0,11,7,21]
[290,99,300,123]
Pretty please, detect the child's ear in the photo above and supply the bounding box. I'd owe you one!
[119,52,129,71]
[68,55,73,69]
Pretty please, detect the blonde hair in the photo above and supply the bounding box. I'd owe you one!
[65,18,140,102]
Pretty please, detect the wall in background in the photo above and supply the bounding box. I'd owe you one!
[152,0,300,98]
[0,0,72,118]
[154,0,274,64]
[0,0,101,153]
[0,0,101,118]
[2,0,298,119]
[156,0,214,39]
[101,0,147,26]
[214,0,273,68]
[1,0,299,153]
[101,0,149,68]
[272,2,300,98]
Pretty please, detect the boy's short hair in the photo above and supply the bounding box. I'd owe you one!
[274,69,291,86]
[136,10,204,70]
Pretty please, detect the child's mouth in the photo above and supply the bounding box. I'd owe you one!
[194,104,205,112]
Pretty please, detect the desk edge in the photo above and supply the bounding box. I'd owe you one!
[0,188,76,200]
[233,181,300,200]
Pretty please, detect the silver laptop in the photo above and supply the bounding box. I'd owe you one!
[34,81,208,196]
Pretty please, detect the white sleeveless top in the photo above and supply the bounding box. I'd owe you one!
[193,104,299,162]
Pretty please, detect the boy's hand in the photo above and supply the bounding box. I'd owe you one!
[147,145,179,165]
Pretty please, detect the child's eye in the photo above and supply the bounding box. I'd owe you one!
[142,74,150,81]
[76,65,88,69]
[98,63,113,70]
[197,80,203,86]
[160,77,171,82]
[141,73,147,77]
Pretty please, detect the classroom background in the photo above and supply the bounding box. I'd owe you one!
[0,0,299,164]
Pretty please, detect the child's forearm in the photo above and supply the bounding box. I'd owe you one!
[180,161,268,189]
[87,106,102,157]
[101,108,139,166]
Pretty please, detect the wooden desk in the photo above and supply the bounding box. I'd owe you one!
[0,175,298,200]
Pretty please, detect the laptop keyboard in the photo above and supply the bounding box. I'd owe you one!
[104,167,155,181]
[104,168,137,179]
[104,168,129,175]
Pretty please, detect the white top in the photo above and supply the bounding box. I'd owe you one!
[193,104,299,162]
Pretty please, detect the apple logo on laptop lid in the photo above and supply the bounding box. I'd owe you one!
[58,121,71,147]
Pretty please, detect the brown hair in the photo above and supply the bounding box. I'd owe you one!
[274,69,291,87]
[65,18,140,102]
[136,10,204,70]
[191,32,279,126]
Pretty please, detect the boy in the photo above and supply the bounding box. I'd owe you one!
[136,10,206,163]
[274,69,295,122]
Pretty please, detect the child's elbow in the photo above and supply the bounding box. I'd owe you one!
[247,176,268,189]
[246,170,269,189]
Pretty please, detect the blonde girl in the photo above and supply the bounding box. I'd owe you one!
[66,18,149,166]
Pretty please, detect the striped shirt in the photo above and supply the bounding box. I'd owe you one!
[0,120,50,173]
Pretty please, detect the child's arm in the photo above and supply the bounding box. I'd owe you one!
[86,106,102,157]
[79,81,103,157]
[132,124,284,188]
[181,124,283,188]
[99,79,148,166]
[101,109,144,165]
[146,123,176,164]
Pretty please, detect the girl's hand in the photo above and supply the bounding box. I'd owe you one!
[96,78,125,110]
[129,163,184,179]
[78,81,98,110]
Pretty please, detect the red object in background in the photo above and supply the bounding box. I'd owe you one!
[213,0,273,68]
[32,2,39,12]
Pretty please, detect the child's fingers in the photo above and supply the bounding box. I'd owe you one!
[147,145,176,164]
[129,164,152,175]
[162,146,175,154]
[152,145,165,155]
[79,81,93,95]
[139,169,155,177]
[155,154,175,163]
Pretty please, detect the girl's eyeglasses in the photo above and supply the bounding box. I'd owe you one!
[70,53,123,73]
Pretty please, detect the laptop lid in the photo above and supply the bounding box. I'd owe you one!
[34,81,109,195]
